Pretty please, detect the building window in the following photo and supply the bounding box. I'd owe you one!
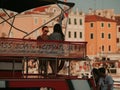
[53,8,56,12]
[108,33,111,39]
[9,32,14,38]
[74,32,77,38]
[74,18,77,25]
[90,33,94,39]
[108,45,111,51]
[102,45,104,51]
[80,19,82,25]
[101,33,104,38]
[98,13,101,15]
[101,23,104,28]
[68,31,71,38]
[2,22,4,26]
[34,31,38,38]
[108,23,111,28]
[43,19,46,24]
[68,18,71,24]
[117,38,119,43]
[34,18,38,24]
[10,19,13,23]
[52,22,54,26]
[80,32,82,38]
[119,27,120,32]
[90,23,94,28]
[1,32,7,37]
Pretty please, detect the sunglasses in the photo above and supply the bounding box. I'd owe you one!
[44,30,49,32]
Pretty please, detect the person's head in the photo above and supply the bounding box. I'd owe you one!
[42,26,49,35]
[53,23,62,33]
[98,67,106,77]
[92,68,99,76]
[53,23,65,40]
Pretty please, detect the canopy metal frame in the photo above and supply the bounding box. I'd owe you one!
[0,0,75,38]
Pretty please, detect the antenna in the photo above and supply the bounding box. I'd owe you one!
[94,0,96,14]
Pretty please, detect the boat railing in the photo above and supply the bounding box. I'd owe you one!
[0,37,87,59]
[0,37,88,79]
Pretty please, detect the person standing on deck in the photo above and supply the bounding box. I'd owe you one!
[37,26,49,41]
[37,26,49,76]
[49,23,65,75]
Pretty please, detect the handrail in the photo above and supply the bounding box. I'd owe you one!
[0,38,87,59]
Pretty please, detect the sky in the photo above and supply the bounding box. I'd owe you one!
[66,0,120,14]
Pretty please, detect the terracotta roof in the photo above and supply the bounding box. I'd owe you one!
[85,15,116,22]
[115,16,120,25]
[0,13,6,17]
[24,11,39,14]
[24,6,49,14]
[33,6,49,12]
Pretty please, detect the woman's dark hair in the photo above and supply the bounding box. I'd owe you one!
[53,23,65,40]
[92,68,99,75]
